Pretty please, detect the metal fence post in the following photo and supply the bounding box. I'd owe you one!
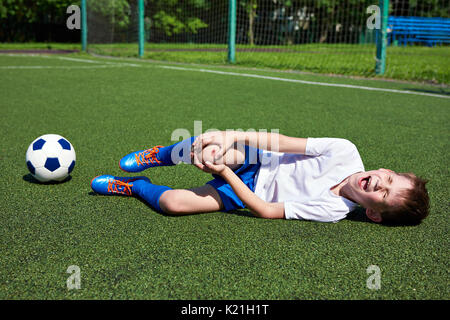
[228,0,236,64]
[376,0,389,75]
[138,0,145,58]
[81,0,87,52]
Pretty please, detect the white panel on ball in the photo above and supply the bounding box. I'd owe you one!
[34,167,56,182]
[26,148,46,168]
[50,166,70,181]
[59,149,76,168]
[42,140,63,158]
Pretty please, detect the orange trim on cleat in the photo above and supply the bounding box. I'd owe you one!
[134,145,164,168]
[107,179,133,196]
[91,175,151,196]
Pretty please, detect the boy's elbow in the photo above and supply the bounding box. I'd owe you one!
[253,206,285,219]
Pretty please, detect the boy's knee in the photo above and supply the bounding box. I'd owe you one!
[158,190,187,214]
[201,144,222,164]
[200,144,245,171]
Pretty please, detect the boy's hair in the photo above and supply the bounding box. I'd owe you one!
[380,173,430,226]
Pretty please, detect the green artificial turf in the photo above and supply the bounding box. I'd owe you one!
[88,43,450,84]
[1,43,449,84]
[0,53,449,299]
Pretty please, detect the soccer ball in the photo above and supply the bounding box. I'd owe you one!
[26,134,76,183]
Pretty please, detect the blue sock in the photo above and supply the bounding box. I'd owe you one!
[156,136,196,165]
[132,180,172,213]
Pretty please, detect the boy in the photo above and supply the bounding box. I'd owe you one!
[91,131,429,225]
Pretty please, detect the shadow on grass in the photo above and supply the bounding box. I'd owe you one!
[23,173,72,184]
[228,209,257,218]
[88,190,259,219]
[86,191,410,225]
[345,207,374,224]
[404,88,450,96]
[88,191,210,217]
[346,206,422,227]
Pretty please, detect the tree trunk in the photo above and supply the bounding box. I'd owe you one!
[319,28,328,43]
[247,0,257,45]
[319,18,328,43]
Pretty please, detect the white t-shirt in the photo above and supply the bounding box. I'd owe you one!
[253,138,365,223]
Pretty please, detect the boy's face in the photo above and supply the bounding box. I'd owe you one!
[346,168,413,218]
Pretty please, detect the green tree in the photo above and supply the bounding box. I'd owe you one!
[0,0,78,21]
[88,0,130,29]
[0,0,79,41]
[147,0,209,37]
[392,0,449,17]
[285,0,374,43]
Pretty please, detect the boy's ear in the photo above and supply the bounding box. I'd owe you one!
[366,208,383,223]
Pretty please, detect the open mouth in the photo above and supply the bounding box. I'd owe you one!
[359,176,371,191]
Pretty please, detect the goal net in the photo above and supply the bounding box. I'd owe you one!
[84,0,449,82]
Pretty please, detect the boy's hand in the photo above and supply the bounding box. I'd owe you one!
[192,131,236,163]
[203,161,227,175]
[190,144,227,175]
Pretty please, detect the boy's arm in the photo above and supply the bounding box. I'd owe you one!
[193,131,307,161]
[238,131,307,154]
[206,163,285,219]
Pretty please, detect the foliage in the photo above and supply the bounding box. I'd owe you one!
[0,0,79,21]
[148,0,209,36]
[88,0,131,29]
[0,0,448,42]
[391,0,450,18]
[0,0,80,41]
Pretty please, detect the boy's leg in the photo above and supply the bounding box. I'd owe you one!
[91,175,223,214]
[117,139,255,214]
[120,137,248,172]
[159,184,224,215]
[127,144,252,214]
[120,137,196,172]
[136,182,224,215]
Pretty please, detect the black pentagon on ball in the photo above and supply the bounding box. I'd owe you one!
[44,157,61,172]
[58,138,71,150]
[68,160,75,173]
[33,138,46,150]
[27,161,36,175]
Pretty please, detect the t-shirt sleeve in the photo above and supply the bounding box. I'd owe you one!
[305,138,357,158]
[284,200,348,223]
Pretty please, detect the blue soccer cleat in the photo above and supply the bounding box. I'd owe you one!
[90,175,150,196]
[119,145,165,172]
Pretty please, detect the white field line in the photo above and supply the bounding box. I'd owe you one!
[159,65,450,100]
[0,53,51,58]
[57,56,101,63]
[0,64,137,69]
[57,56,139,66]
[2,53,448,99]
[0,54,140,68]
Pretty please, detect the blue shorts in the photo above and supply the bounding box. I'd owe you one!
[206,146,262,212]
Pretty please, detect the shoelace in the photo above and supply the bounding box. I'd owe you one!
[107,179,133,196]
[135,145,164,167]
